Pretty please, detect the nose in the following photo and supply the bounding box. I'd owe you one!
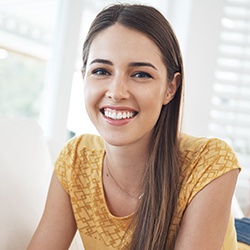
[106,76,130,101]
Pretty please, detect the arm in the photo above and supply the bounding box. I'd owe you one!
[174,169,239,250]
[28,172,77,250]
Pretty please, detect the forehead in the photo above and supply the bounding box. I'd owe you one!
[87,23,164,64]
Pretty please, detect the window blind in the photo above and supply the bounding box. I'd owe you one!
[208,0,250,159]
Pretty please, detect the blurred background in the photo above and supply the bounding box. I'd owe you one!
[0,0,249,213]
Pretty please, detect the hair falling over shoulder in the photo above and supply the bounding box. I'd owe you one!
[82,4,184,249]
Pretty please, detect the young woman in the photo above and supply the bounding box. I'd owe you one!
[28,4,249,250]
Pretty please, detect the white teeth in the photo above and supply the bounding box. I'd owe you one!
[117,112,122,119]
[103,109,136,120]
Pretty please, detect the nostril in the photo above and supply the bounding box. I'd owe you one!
[106,86,130,101]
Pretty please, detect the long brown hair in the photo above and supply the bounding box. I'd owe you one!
[82,4,183,249]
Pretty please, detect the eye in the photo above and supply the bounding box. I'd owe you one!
[92,68,111,76]
[132,71,153,79]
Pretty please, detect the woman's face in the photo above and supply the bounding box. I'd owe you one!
[83,23,176,147]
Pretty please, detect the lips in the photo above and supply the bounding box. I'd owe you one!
[100,107,138,120]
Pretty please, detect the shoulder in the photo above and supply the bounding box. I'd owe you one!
[54,134,104,193]
[61,134,104,153]
[179,133,240,168]
[178,133,241,199]
[55,134,104,167]
[179,133,241,183]
[180,133,229,153]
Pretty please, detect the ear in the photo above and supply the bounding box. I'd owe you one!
[163,72,181,105]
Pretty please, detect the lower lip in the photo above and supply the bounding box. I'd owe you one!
[102,114,135,126]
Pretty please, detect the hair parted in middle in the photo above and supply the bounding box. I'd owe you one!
[82,4,184,249]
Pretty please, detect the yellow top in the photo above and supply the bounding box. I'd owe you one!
[55,134,247,249]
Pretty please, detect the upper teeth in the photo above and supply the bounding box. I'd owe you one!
[104,109,135,120]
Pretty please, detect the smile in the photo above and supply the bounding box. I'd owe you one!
[100,108,138,120]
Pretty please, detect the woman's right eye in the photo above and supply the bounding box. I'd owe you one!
[92,68,110,76]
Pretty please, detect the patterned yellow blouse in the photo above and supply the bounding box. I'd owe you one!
[54,134,245,250]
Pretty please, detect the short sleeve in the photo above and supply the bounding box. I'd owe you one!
[183,138,241,204]
[54,136,81,194]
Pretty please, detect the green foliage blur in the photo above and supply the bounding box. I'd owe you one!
[0,49,46,120]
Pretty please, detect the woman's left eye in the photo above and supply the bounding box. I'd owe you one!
[132,72,152,78]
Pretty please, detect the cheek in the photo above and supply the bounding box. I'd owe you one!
[84,82,103,113]
[84,83,95,112]
[141,87,166,109]
[137,91,163,123]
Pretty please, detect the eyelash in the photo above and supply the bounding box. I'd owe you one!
[91,68,153,79]
[92,68,110,76]
[132,72,152,79]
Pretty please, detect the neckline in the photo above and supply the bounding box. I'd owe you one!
[100,151,135,220]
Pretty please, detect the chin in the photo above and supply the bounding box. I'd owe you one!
[101,133,132,147]
[99,129,152,149]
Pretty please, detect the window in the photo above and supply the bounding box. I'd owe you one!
[209,0,250,157]
[208,0,250,213]
[0,50,46,118]
[0,0,58,120]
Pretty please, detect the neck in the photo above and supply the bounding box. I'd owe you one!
[103,140,149,195]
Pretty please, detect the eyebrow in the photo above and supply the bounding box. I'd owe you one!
[90,59,113,65]
[90,58,157,70]
[128,62,157,70]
